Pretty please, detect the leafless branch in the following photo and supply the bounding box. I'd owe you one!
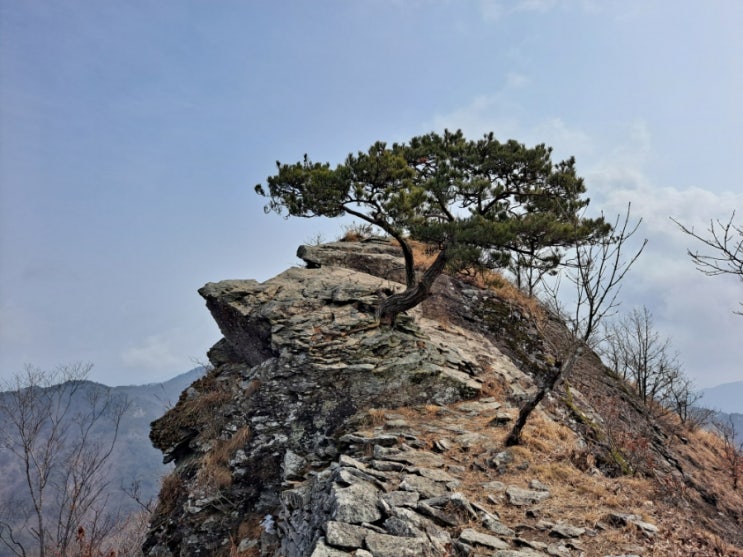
[672,211,743,315]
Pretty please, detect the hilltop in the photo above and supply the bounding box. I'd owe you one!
[144,239,743,557]
[700,381,743,415]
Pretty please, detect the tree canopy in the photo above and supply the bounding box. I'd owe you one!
[256,129,610,324]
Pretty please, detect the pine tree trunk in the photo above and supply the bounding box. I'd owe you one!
[376,247,448,325]
[505,345,583,446]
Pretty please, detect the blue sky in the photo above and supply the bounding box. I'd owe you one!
[1,0,741,388]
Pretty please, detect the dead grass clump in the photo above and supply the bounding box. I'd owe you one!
[460,266,547,323]
[226,516,264,557]
[339,222,376,242]
[158,473,185,516]
[197,425,251,492]
[520,412,578,457]
[366,408,387,427]
[478,372,508,400]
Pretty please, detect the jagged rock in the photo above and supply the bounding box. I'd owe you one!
[506,486,551,506]
[375,447,445,468]
[416,501,462,526]
[528,479,550,492]
[483,480,507,492]
[330,482,382,524]
[415,467,458,483]
[364,532,432,557]
[399,474,450,499]
[604,513,658,537]
[549,523,585,538]
[296,241,405,281]
[338,433,398,447]
[459,527,510,550]
[433,438,453,452]
[483,513,516,536]
[488,412,514,427]
[283,450,307,481]
[492,550,548,557]
[310,538,353,556]
[386,506,450,542]
[324,521,370,549]
[380,490,419,508]
[382,515,425,537]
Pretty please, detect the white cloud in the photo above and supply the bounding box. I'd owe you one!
[430,85,594,160]
[479,0,558,21]
[121,334,183,372]
[479,0,505,22]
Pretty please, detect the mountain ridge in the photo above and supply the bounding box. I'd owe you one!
[0,366,206,554]
[700,380,743,414]
[143,239,743,556]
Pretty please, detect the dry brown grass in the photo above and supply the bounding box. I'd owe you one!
[197,425,252,492]
[355,379,743,556]
[157,472,185,516]
[365,408,388,427]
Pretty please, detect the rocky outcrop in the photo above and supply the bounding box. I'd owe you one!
[146,246,502,556]
[145,240,743,557]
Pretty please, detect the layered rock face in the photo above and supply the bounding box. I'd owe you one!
[145,241,500,556]
[145,240,743,557]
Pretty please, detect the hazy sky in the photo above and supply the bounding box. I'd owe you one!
[1,1,741,388]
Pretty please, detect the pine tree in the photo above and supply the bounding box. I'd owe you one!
[256,129,610,324]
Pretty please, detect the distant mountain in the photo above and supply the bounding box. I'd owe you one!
[0,367,204,531]
[105,367,207,506]
[699,380,743,414]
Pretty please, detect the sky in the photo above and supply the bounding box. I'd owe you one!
[0,0,741,389]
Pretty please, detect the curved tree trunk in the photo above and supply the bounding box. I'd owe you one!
[376,247,448,325]
[505,345,582,446]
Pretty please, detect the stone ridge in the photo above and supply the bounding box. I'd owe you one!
[147,254,521,556]
[145,241,743,557]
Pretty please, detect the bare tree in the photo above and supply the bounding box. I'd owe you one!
[509,242,561,298]
[0,363,129,557]
[548,203,647,345]
[602,306,682,406]
[661,373,704,427]
[711,415,743,490]
[505,204,646,446]
[672,211,743,314]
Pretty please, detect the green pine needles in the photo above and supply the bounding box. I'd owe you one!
[256,129,611,324]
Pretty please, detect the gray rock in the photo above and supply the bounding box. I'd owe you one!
[433,438,453,452]
[483,513,516,536]
[506,486,551,506]
[331,482,382,524]
[325,521,371,549]
[604,513,658,537]
[493,550,548,557]
[380,490,419,508]
[339,433,398,447]
[483,480,507,492]
[528,479,550,492]
[459,528,510,550]
[283,449,307,481]
[416,502,462,526]
[310,538,354,556]
[549,523,585,538]
[364,532,431,557]
[376,448,445,468]
[415,467,458,483]
[382,516,426,538]
[399,474,450,498]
